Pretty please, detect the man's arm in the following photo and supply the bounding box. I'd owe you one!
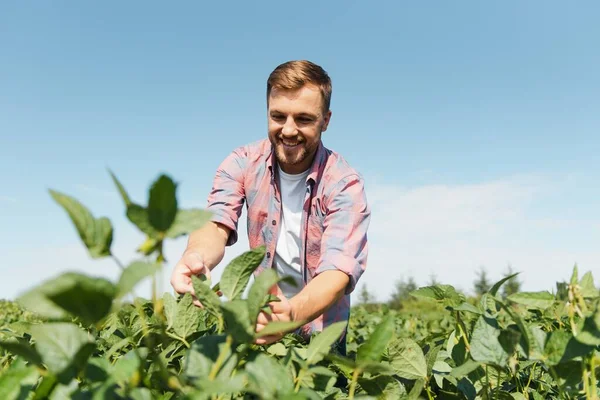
[289,270,349,323]
[184,221,231,270]
[171,146,247,297]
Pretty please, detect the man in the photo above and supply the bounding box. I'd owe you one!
[170,60,370,352]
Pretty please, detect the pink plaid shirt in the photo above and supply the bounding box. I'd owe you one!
[205,138,370,338]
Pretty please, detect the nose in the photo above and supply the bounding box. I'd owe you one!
[281,116,297,137]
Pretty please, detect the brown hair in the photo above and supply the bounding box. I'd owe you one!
[267,60,332,113]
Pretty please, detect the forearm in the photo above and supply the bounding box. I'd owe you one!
[289,270,350,323]
[185,221,230,270]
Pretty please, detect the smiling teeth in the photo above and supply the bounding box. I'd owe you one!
[283,142,299,146]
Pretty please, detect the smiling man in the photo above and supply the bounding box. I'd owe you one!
[170,60,371,352]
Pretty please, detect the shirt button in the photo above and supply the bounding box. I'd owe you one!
[272,220,276,225]
[266,251,271,258]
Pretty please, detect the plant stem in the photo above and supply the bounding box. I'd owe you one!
[590,355,598,400]
[456,312,471,351]
[348,368,360,399]
[166,331,190,348]
[110,253,125,271]
[208,335,233,381]
[294,368,306,392]
[485,364,490,399]
[524,362,536,394]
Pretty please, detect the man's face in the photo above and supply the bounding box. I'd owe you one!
[267,84,331,175]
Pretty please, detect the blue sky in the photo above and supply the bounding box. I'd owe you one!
[1,1,599,302]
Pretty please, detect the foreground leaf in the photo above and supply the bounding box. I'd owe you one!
[17,272,116,325]
[357,316,395,365]
[507,291,555,310]
[173,293,204,339]
[166,209,213,239]
[220,246,266,301]
[387,338,427,380]
[117,261,161,298]
[470,316,507,367]
[305,321,347,365]
[148,174,178,232]
[247,269,280,326]
[29,322,96,382]
[49,189,113,258]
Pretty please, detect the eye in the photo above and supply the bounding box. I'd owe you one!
[297,117,313,124]
[271,114,285,122]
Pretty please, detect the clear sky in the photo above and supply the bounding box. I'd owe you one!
[1,1,599,302]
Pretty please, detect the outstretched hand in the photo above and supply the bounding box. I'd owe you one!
[254,284,294,345]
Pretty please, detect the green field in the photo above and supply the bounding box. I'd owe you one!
[1,172,598,399]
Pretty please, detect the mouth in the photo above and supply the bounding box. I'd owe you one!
[280,140,302,149]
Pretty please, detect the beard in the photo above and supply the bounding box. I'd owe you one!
[274,140,310,166]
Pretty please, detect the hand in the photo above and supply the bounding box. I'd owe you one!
[170,251,215,308]
[254,284,294,345]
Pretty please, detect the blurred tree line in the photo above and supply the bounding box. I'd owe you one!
[357,264,523,310]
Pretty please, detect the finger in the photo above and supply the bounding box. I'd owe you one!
[268,283,284,297]
[256,311,272,326]
[192,298,204,309]
[255,334,281,346]
[170,264,193,294]
[255,322,266,332]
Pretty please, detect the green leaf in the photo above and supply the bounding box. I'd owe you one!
[570,265,579,285]
[410,284,464,307]
[49,189,113,258]
[17,272,116,325]
[357,316,395,365]
[449,360,481,379]
[544,330,595,366]
[255,320,306,338]
[425,344,442,376]
[183,335,227,381]
[191,275,222,319]
[29,322,96,383]
[162,292,178,330]
[490,272,520,297]
[358,375,407,398]
[0,337,43,366]
[246,353,294,398]
[108,169,132,206]
[387,338,427,380]
[470,316,508,367]
[148,174,178,232]
[113,348,147,384]
[165,208,213,239]
[247,269,280,326]
[220,246,266,300]
[221,300,254,343]
[173,293,204,339]
[305,321,347,365]
[574,302,600,346]
[498,328,521,355]
[507,291,555,310]
[450,302,482,315]
[117,261,161,298]
[0,363,39,400]
[126,204,159,238]
[406,378,425,400]
[579,271,599,298]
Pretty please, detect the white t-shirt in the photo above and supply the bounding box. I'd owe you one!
[274,165,310,298]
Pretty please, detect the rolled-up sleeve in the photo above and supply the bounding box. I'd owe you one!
[315,174,371,294]
[205,148,247,246]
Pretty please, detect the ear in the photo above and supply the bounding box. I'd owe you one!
[321,110,332,132]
